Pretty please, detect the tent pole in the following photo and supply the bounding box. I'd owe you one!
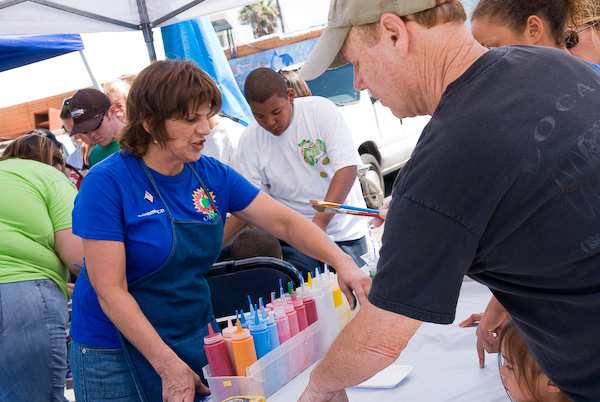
[141,24,157,62]
[136,0,157,61]
[78,50,101,90]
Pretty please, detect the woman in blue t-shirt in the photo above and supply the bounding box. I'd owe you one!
[69,60,370,402]
[565,0,600,71]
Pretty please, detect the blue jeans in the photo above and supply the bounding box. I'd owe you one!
[281,236,368,274]
[70,341,141,402]
[0,280,68,402]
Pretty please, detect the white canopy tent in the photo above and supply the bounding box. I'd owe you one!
[0,0,258,60]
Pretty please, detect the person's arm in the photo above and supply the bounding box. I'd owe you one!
[459,295,510,368]
[234,192,371,307]
[312,166,358,231]
[299,301,421,401]
[54,228,83,276]
[84,239,209,402]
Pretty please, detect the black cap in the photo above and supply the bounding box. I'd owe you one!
[70,88,111,135]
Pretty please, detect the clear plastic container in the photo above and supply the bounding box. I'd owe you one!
[203,320,325,401]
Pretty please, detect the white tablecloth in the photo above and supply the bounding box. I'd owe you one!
[269,279,509,402]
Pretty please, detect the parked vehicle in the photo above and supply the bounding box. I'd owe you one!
[303,64,430,208]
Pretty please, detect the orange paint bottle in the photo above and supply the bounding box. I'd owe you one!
[231,320,257,376]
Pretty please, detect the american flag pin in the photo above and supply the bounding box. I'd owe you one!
[144,191,154,203]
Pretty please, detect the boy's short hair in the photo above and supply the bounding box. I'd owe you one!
[244,67,289,104]
[230,228,283,260]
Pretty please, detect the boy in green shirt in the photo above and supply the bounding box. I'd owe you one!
[70,88,126,167]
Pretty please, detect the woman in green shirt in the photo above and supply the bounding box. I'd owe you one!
[0,131,83,402]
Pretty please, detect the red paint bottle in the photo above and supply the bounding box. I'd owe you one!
[203,323,235,377]
[300,287,319,326]
[292,290,309,331]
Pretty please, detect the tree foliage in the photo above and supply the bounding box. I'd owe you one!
[239,0,280,38]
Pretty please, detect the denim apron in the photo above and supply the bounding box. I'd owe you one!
[120,161,223,402]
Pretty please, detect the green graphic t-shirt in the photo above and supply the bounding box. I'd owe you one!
[88,140,120,167]
[0,158,77,296]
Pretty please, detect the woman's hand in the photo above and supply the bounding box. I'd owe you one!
[459,296,510,368]
[335,256,372,309]
[158,355,210,402]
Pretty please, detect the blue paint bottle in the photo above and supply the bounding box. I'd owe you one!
[260,298,279,349]
[248,309,272,359]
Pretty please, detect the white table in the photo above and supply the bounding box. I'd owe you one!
[269,279,509,402]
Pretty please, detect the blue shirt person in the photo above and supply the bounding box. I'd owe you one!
[69,60,369,402]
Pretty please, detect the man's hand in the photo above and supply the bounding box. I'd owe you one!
[312,213,330,232]
[334,255,371,309]
[459,296,510,368]
[370,198,391,229]
[298,380,348,402]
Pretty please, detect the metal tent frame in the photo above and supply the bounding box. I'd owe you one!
[0,0,252,61]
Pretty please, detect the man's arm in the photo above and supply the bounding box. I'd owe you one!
[300,301,421,400]
[312,165,358,231]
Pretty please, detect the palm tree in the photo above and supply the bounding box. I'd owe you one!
[239,0,280,39]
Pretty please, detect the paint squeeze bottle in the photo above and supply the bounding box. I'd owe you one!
[231,320,257,376]
[284,300,300,337]
[274,306,291,344]
[221,318,236,362]
[333,287,353,329]
[204,323,235,377]
[299,286,319,326]
[260,298,280,349]
[249,309,272,359]
[239,309,249,329]
[292,290,309,331]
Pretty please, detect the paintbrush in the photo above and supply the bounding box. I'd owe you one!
[309,200,381,218]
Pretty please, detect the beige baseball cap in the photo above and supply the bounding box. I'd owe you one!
[299,0,437,81]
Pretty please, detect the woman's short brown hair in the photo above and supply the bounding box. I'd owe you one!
[0,129,65,168]
[120,60,222,157]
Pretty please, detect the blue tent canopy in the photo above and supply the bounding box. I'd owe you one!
[161,18,252,125]
[0,34,84,72]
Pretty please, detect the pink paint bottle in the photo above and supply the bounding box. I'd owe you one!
[292,290,309,331]
[203,323,235,377]
[274,306,291,344]
[284,302,300,337]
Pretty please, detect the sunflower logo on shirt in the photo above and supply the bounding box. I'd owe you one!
[298,139,330,178]
[192,188,218,221]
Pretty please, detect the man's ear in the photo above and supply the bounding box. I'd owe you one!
[525,15,545,44]
[287,88,295,102]
[380,12,410,55]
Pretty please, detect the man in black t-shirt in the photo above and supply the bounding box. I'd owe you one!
[297,1,600,402]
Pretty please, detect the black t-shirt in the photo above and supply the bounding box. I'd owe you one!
[370,46,600,402]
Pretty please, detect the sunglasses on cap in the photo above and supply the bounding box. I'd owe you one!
[81,113,105,134]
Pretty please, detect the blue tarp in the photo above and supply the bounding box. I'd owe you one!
[0,34,84,72]
[161,17,252,125]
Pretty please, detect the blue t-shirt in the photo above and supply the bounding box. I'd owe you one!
[590,62,600,73]
[71,152,259,347]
